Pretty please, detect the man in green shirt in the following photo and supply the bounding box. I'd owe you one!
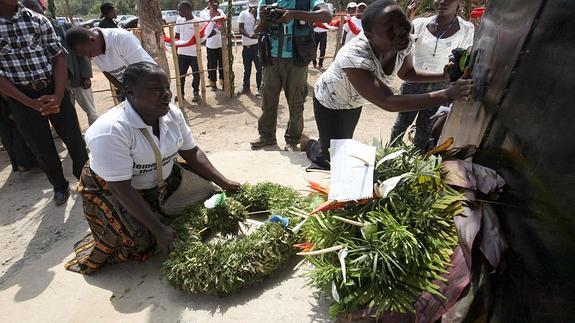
[251,0,331,151]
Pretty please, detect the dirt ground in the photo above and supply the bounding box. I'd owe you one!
[0,32,401,322]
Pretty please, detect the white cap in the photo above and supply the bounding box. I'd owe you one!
[357,2,367,8]
[346,2,357,9]
[248,0,258,7]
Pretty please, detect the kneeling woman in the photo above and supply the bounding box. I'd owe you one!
[66,62,240,274]
[304,0,473,170]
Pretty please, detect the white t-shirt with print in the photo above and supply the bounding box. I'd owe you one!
[314,32,412,110]
[200,9,226,49]
[174,16,202,57]
[85,100,197,190]
[342,17,362,44]
[237,9,258,46]
[93,28,155,82]
[412,16,475,73]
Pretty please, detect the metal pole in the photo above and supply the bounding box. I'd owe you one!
[169,25,183,107]
[194,22,207,102]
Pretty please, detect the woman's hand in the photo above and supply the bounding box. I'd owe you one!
[443,62,454,80]
[154,224,178,256]
[407,0,420,21]
[220,179,241,191]
[447,79,474,102]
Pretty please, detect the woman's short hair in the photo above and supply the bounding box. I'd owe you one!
[362,0,401,33]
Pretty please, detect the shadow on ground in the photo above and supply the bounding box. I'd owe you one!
[82,253,332,322]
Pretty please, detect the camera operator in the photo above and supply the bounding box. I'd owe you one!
[250,0,332,152]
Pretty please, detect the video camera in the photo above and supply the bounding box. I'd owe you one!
[262,3,286,24]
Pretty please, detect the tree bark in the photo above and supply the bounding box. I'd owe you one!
[135,0,171,78]
[46,0,56,19]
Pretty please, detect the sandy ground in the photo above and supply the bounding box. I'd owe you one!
[0,33,400,322]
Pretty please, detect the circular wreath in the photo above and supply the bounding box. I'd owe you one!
[161,182,311,296]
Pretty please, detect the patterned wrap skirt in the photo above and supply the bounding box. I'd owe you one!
[65,162,182,274]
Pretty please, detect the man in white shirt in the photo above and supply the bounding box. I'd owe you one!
[200,0,226,90]
[237,1,262,96]
[175,1,202,102]
[66,26,155,100]
[341,2,364,46]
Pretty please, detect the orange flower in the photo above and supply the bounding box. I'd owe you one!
[293,242,314,252]
[310,200,347,215]
[306,180,330,195]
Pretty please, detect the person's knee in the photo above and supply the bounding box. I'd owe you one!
[287,84,308,109]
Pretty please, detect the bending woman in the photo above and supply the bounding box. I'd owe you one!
[65,62,240,274]
[304,0,473,170]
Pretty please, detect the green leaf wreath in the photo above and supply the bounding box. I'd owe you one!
[161,182,310,296]
[299,143,464,317]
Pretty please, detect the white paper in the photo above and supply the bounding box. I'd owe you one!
[328,139,376,201]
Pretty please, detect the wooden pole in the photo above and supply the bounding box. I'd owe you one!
[169,25,183,108]
[221,24,231,97]
[194,22,207,101]
[110,83,119,106]
[462,0,472,19]
[334,15,345,55]
[223,0,235,97]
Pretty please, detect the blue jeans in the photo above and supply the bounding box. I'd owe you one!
[242,44,262,90]
[389,81,449,152]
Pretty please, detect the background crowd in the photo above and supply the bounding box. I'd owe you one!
[0,0,478,274]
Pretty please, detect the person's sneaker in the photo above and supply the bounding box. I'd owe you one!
[54,187,70,206]
[192,92,201,102]
[250,137,277,149]
[284,143,299,151]
[219,79,224,89]
[210,81,218,91]
[255,88,261,97]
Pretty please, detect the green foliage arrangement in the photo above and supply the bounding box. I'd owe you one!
[162,182,308,296]
[300,143,464,317]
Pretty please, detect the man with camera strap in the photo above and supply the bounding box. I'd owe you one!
[250,0,332,151]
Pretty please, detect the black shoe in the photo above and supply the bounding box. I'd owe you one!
[250,136,277,149]
[54,187,70,206]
